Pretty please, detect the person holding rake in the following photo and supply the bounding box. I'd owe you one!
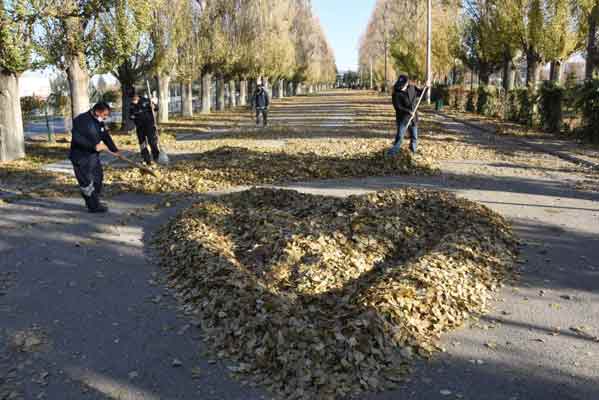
[388,75,427,156]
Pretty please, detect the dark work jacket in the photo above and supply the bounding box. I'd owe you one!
[69,111,118,162]
[392,84,423,125]
[130,98,157,127]
[253,88,270,109]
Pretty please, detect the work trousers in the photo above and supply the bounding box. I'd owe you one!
[256,108,268,127]
[71,154,104,211]
[388,119,418,155]
[136,124,160,164]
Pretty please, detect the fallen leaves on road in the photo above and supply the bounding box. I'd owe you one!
[155,187,517,399]
[104,145,435,196]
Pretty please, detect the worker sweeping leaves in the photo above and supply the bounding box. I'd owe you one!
[69,102,120,213]
[388,75,426,156]
[130,93,161,166]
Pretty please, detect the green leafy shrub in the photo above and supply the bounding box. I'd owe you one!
[476,86,505,117]
[20,96,45,117]
[448,86,468,111]
[575,79,599,143]
[431,84,449,105]
[538,82,564,133]
[505,89,537,126]
[465,89,478,112]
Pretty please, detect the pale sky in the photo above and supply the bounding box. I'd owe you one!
[311,0,377,71]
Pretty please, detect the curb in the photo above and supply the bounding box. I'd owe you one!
[436,111,599,171]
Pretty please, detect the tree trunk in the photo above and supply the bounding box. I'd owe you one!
[549,61,562,83]
[201,72,212,114]
[278,80,285,98]
[120,83,135,131]
[239,80,248,106]
[216,77,225,111]
[66,54,90,118]
[182,80,193,118]
[526,51,540,90]
[479,64,491,86]
[228,80,237,108]
[156,74,171,123]
[585,4,599,80]
[0,71,25,162]
[502,57,511,91]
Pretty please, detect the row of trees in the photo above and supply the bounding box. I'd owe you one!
[0,0,337,161]
[358,0,460,89]
[456,0,597,90]
[358,0,599,91]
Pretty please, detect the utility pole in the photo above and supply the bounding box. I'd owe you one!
[426,0,432,103]
[383,2,389,93]
[370,57,374,90]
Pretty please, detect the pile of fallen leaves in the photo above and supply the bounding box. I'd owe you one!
[155,188,517,399]
[105,146,435,195]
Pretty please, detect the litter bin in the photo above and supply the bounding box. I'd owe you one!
[435,99,444,111]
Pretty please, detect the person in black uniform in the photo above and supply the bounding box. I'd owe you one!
[252,83,270,128]
[388,75,424,156]
[69,102,119,213]
[130,94,160,165]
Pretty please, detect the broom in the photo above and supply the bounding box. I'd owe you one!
[146,81,170,165]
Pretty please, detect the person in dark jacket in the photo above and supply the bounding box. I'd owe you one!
[69,102,119,213]
[388,75,425,156]
[130,94,160,165]
[252,83,270,127]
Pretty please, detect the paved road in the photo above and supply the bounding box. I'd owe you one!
[2,92,598,400]
[24,113,122,138]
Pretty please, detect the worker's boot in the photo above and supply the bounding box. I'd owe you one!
[141,148,153,165]
[86,192,108,213]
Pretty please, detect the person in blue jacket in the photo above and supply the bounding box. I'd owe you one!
[252,83,270,128]
[69,102,119,213]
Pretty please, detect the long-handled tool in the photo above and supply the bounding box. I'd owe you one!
[385,86,429,158]
[107,150,158,177]
[146,80,170,165]
[404,86,429,129]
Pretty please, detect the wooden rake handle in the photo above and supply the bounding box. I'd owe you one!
[107,151,158,177]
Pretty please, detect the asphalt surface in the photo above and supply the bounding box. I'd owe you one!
[24,113,123,138]
[2,93,598,400]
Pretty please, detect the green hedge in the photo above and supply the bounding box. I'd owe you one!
[465,90,478,112]
[448,86,468,111]
[576,79,599,143]
[505,88,537,126]
[443,82,599,136]
[476,86,505,118]
[538,82,564,133]
[431,84,450,105]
